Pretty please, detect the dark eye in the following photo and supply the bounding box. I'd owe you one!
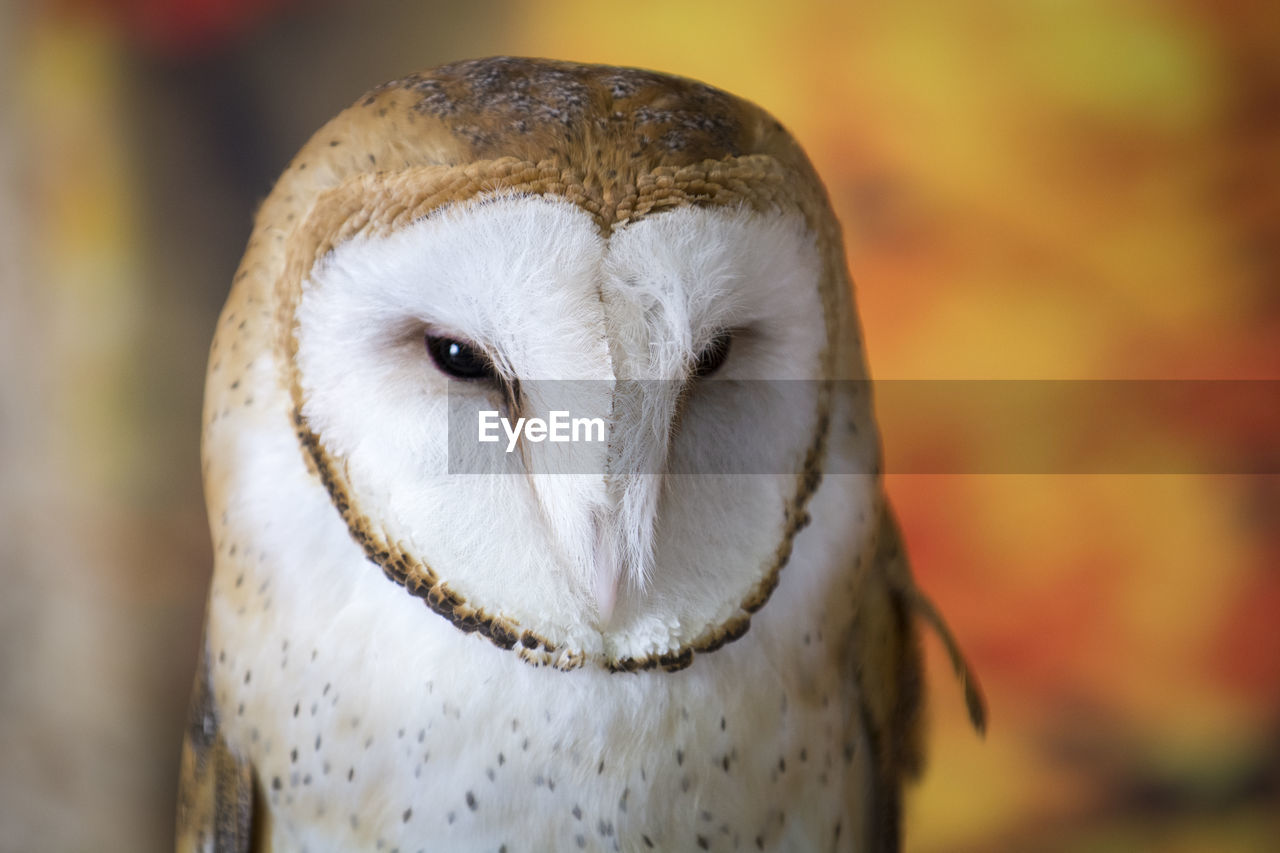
[691,330,732,379]
[425,334,497,381]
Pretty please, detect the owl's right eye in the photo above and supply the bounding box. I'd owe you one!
[425,334,498,381]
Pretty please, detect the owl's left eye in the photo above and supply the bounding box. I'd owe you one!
[691,330,733,379]
[425,334,497,381]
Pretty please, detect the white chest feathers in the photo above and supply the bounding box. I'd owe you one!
[206,384,878,851]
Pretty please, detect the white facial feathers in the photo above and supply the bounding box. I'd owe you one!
[595,205,827,620]
[294,194,827,656]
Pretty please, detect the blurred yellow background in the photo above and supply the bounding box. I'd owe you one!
[1,1,1275,850]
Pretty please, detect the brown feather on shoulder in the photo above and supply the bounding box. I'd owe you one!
[850,508,987,849]
[176,648,262,853]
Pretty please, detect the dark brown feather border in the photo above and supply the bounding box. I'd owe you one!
[293,392,829,673]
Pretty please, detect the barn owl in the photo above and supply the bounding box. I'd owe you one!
[177,57,983,852]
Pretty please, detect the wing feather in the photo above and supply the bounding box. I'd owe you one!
[851,508,987,850]
[176,648,261,853]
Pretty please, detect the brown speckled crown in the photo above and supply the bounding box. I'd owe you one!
[211,57,860,672]
[358,57,807,206]
[254,57,845,259]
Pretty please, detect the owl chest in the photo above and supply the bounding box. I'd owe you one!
[206,420,871,850]
[215,581,863,853]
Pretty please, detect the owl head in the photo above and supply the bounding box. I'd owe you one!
[206,57,878,673]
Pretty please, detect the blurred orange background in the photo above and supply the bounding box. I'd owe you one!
[1,1,1276,850]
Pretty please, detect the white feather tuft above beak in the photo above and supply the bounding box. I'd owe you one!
[592,516,624,624]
